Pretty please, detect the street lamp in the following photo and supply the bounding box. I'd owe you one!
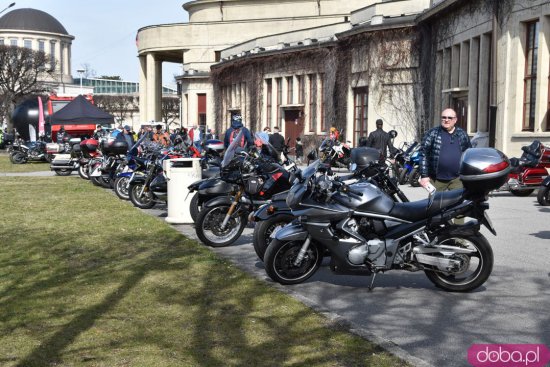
[0,2,15,16]
[76,68,85,94]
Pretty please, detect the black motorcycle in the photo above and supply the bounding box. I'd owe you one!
[263,148,511,292]
[316,136,351,168]
[195,131,294,247]
[537,175,550,206]
[252,147,409,261]
[128,151,172,209]
[9,139,48,164]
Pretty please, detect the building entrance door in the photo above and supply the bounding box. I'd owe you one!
[284,109,303,149]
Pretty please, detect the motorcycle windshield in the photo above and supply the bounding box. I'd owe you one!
[301,159,320,182]
[254,131,280,161]
[222,130,244,168]
[128,135,147,157]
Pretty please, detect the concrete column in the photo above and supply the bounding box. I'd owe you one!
[145,53,162,122]
[139,55,147,122]
[468,37,480,131]
[434,50,443,121]
[478,33,491,132]
[451,44,460,89]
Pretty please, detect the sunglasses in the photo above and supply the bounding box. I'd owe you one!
[441,116,456,120]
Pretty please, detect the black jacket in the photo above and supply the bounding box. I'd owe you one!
[366,128,395,158]
[269,133,285,153]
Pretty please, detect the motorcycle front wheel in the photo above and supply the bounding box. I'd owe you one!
[537,186,550,206]
[10,152,26,164]
[264,239,323,285]
[114,176,130,200]
[129,184,156,209]
[423,233,493,292]
[195,204,247,247]
[398,168,410,185]
[408,167,421,187]
[253,213,294,261]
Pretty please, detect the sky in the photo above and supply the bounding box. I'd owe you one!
[7,0,191,87]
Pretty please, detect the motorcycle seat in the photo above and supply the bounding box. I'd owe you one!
[389,189,465,222]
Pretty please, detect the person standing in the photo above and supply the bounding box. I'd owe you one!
[366,119,396,161]
[223,114,253,149]
[121,125,135,148]
[419,108,471,192]
[269,126,285,159]
[295,136,303,164]
[153,124,170,147]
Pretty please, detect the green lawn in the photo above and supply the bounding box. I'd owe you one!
[0,175,409,367]
[0,155,50,173]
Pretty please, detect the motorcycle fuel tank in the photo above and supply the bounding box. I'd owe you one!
[333,181,394,213]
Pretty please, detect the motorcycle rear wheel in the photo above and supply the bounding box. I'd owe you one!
[78,165,90,180]
[196,204,247,247]
[129,184,156,209]
[264,239,323,285]
[114,176,130,200]
[537,186,550,206]
[510,189,534,197]
[10,152,26,164]
[54,169,72,176]
[253,214,294,261]
[423,233,493,292]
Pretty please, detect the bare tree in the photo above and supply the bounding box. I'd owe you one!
[162,96,180,129]
[0,45,53,130]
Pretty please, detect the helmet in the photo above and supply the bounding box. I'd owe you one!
[389,130,398,139]
[330,127,337,132]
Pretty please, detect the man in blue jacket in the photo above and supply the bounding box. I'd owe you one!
[223,114,253,149]
[419,108,471,192]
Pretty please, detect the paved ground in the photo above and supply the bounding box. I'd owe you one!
[161,185,550,367]
[4,168,550,367]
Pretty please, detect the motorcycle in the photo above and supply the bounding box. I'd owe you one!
[252,147,410,261]
[263,147,511,292]
[89,140,129,188]
[49,138,83,176]
[537,176,550,206]
[77,138,101,180]
[502,140,550,196]
[194,131,294,247]
[316,136,352,168]
[8,139,48,164]
[187,138,295,223]
[397,142,422,186]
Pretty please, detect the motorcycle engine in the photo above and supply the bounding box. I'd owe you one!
[348,239,386,266]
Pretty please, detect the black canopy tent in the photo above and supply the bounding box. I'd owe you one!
[49,95,114,140]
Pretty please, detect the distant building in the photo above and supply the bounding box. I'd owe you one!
[0,8,75,92]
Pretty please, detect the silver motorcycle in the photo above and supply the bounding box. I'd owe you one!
[263,148,511,292]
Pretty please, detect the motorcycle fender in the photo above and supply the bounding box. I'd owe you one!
[203,195,233,209]
[188,179,204,192]
[253,200,291,221]
[274,223,308,242]
[116,171,134,179]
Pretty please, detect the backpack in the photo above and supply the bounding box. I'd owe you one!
[229,128,245,147]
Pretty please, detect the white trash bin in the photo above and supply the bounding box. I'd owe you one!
[164,157,202,224]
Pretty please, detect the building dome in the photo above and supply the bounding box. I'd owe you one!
[0,8,68,35]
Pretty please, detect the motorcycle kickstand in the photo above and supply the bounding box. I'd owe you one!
[368,271,378,291]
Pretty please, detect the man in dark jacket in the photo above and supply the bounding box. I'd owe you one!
[419,108,471,192]
[268,126,285,158]
[366,119,395,161]
[223,114,253,149]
